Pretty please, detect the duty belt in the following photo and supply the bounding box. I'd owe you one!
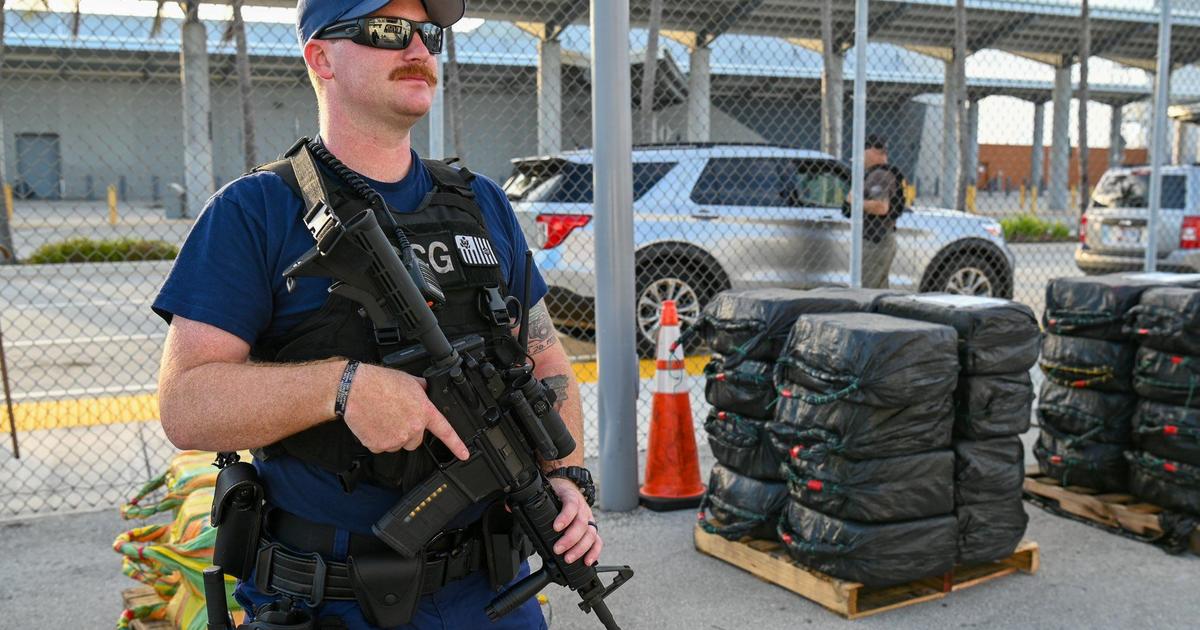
[253,509,487,606]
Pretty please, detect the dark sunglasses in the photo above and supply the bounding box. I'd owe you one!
[316,17,445,54]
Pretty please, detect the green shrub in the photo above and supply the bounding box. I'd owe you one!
[25,237,178,264]
[1000,213,1073,242]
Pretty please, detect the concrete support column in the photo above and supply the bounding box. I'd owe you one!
[965,98,980,188]
[180,11,213,219]
[821,50,844,158]
[1048,65,1071,211]
[428,54,445,159]
[1031,101,1046,192]
[941,60,958,209]
[1109,104,1124,167]
[687,45,711,143]
[1170,120,1198,165]
[1181,124,1199,164]
[537,38,562,156]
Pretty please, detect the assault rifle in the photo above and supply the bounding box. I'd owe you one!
[239,146,633,628]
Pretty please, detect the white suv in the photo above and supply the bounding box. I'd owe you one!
[506,143,1015,354]
[1077,164,1200,274]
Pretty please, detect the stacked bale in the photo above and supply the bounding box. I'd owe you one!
[773,312,960,586]
[1127,286,1200,515]
[695,288,900,541]
[1037,274,1200,492]
[876,294,1040,564]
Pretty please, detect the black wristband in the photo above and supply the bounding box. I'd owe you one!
[334,360,360,420]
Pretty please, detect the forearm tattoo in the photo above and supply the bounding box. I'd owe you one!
[525,304,558,355]
[542,374,569,412]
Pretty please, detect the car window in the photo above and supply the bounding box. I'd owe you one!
[691,157,797,207]
[503,160,675,203]
[789,160,849,208]
[1091,172,1187,210]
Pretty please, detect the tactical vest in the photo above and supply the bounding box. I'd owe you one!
[249,145,523,492]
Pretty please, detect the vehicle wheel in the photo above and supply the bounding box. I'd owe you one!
[935,253,1004,297]
[635,262,722,358]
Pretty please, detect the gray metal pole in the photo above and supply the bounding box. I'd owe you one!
[1146,0,1172,272]
[591,0,638,511]
[849,0,868,287]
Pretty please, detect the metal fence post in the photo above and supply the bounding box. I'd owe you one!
[591,0,638,511]
[849,0,869,287]
[1146,0,1172,272]
[0,319,19,459]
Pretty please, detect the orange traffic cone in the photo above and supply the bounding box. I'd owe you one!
[639,300,705,511]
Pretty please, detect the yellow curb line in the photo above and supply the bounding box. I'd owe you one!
[2,356,713,432]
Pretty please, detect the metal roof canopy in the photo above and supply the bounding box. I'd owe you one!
[1,39,1156,108]
[227,0,1200,70]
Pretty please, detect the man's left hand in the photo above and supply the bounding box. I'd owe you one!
[547,476,603,566]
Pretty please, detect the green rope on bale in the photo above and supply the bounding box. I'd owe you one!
[1045,309,1122,333]
[1126,304,1184,339]
[697,491,770,539]
[1129,450,1200,485]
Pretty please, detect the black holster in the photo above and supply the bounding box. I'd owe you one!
[348,554,425,628]
[211,461,266,581]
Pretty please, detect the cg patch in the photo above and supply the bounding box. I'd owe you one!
[454,234,500,267]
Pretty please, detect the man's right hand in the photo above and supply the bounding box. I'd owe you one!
[341,363,470,460]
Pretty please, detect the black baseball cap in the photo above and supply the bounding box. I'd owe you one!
[296,0,467,46]
[865,134,888,150]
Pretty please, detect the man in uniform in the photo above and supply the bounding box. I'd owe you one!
[153,1,599,627]
[847,134,907,288]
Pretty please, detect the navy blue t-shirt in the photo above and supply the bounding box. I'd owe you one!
[153,150,547,535]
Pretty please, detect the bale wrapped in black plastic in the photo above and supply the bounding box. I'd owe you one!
[874,293,1041,375]
[777,502,957,587]
[1133,400,1200,465]
[769,394,953,460]
[955,372,1034,439]
[1043,272,1200,340]
[783,446,954,523]
[703,409,786,480]
[1126,450,1200,515]
[1036,381,1136,444]
[1034,425,1128,492]
[704,357,776,418]
[689,287,904,363]
[1039,333,1136,394]
[777,313,959,409]
[697,462,789,541]
[1127,286,1200,355]
[954,437,1025,505]
[1133,347,1200,409]
[956,498,1028,565]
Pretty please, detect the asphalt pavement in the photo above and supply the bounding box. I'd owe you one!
[2,447,1197,630]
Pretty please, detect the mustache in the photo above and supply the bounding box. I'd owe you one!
[388,64,438,86]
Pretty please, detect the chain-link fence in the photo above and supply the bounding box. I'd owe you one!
[2,0,1199,517]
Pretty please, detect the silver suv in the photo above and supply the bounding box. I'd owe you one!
[505,143,1015,353]
[1077,165,1200,273]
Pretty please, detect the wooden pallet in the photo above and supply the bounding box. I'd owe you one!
[694,524,1039,620]
[1023,469,1200,555]
[121,585,172,630]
